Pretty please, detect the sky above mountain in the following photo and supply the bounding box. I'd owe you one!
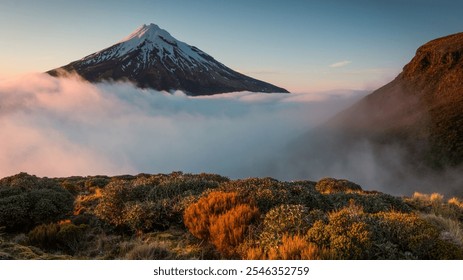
[1,0,463,92]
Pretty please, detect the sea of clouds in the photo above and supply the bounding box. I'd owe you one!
[3,73,461,195]
[0,73,365,180]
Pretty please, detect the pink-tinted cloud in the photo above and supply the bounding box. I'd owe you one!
[0,73,365,179]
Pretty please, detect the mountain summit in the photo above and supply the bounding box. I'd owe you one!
[47,23,289,95]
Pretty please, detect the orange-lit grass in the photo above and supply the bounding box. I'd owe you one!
[244,234,322,260]
[209,204,259,256]
[183,191,259,257]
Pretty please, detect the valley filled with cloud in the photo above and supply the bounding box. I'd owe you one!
[0,73,364,179]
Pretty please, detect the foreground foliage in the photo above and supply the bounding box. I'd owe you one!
[0,173,462,260]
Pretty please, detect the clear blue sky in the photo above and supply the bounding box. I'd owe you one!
[1,0,462,92]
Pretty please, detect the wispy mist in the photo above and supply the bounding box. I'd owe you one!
[280,134,463,196]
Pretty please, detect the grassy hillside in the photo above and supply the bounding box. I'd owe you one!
[1,172,462,260]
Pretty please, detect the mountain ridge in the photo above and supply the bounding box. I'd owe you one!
[47,23,289,96]
[286,32,463,195]
[327,32,463,168]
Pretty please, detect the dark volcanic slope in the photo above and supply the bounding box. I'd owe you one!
[47,24,289,96]
[327,32,463,168]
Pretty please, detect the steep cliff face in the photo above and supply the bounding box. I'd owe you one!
[327,32,463,168]
[402,32,463,86]
[400,33,463,166]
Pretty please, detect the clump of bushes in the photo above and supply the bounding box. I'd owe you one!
[147,176,221,200]
[94,174,222,233]
[0,173,74,232]
[217,178,289,213]
[123,200,174,232]
[27,221,88,254]
[326,192,411,213]
[94,180,133,228]
[218,178,325,213]
[94,180,165,231]
[245,234,322,260]
[1,172,462,260]
[27,223,61,250]
[183,191,259,257]
[315,177,363,194]
[306,202,372,259]
[258,204,321,248]
[370,211,463,259]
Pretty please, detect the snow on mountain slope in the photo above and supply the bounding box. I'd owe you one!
[48,24,289,96]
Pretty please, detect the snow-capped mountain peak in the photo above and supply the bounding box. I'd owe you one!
[120,23,173,44]
[117,23,178,55]
[48,23,289,95]
[81,23,209,68]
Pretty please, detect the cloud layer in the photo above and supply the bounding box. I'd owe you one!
[0,73,364,180]
[2,73,462,196]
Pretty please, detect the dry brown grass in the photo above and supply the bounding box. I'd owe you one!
[421,213,463,246]
[124,242,172,260]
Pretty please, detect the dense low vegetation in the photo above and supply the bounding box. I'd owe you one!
[0,172,462,260]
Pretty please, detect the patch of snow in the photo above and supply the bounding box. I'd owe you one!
[78,23,230,75]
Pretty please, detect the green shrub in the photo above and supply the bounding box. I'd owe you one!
[0,194,29,230]
[148,177,220,200]
[218,178,325,213]
[27,223,61,250]
[217,178,287,212]
[27,222,88,254]
[0,174,74,232]
[326,192,411,213]
[123,200,174,232]
[31,198,59,224]
[56,222,88,254]
[315,178,362,194]
[60,181,82,196]
[94,173,225,232]
[0,172,56,189]
[94,181,132,227]
[306,204,372,259]
[371,211,463,259]
[84,176,111,190]
[259,204,318,248]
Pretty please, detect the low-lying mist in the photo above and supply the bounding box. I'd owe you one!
[0,73,363,177]
[1,73,461,196]
[279,134,463,196]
